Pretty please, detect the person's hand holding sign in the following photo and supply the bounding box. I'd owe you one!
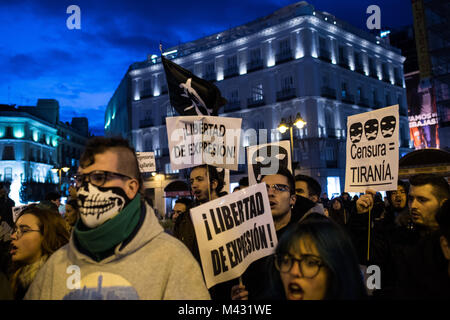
[356,188,376,214]
[231,283,248,300]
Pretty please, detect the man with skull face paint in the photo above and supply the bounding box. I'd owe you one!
[25,137,210,300]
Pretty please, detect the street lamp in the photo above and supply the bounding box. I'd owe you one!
[51,167,70,192]
[278,113,307,170]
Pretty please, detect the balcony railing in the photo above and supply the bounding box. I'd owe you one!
[321,86,337,99]
[224,101,241,113]
[247,97,265,108]
[140,90,153,99]
[275,50,293,65]
[139,119,154,128]
[224,65,239,79]
[247,59,264,73]
[276,87,296,102]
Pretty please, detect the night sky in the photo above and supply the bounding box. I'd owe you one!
[0,0,413,136]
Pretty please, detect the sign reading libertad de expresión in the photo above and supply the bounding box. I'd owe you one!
[166,116,242,170]
[190,183,277,289]
[345,105,399,193]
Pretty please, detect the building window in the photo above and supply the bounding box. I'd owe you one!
[4,167,12,182]
[249,48,261,62]
[282,76,293,90]
[2,146,15,160]
[341,82,348,98]
[252,84,263,101]
[205,62,215,81]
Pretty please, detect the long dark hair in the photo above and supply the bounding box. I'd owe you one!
[268,213,367,300]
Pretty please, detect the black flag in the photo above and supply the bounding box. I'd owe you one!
[161,56,227,116]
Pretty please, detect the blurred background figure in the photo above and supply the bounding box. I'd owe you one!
[328,197,349,228]
[9,205,69,299]
[0,181,15,228]
[64,199,80,234]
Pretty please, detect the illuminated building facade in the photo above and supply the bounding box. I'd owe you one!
[105,1,412,213]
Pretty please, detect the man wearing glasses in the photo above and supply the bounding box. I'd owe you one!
[25,137,210,300]
[232,167,311,300]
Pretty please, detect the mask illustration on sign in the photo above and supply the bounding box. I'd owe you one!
[380,116,396,138]
[77,183,131,228]
[252,145,288,182]
[180,78,213,116]
[364,119,379,141]
[349,122,363,143]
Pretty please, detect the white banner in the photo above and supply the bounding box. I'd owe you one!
[190,183,277,289]
[345,105,399,192]
[136,152,156,173]
[247,140,292,186]
[166,116,242,171]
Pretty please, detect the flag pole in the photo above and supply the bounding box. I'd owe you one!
[367,207,371,263]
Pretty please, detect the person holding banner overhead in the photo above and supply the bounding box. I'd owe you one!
[25,137,210,300]
[267,213,367,300]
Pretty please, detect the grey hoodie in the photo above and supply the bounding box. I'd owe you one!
[24,203,210,300]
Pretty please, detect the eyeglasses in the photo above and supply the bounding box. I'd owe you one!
[274,253,324,278]
[12,225,41,239]
[74,170,133,188]
[265,184,290,193]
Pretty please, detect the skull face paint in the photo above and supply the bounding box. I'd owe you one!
[380,116,396,138]
[349,122,363,143]
[252,145,288,182]
[77,183,131,228]
[364,119,379,141]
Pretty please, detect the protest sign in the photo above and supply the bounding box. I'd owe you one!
[247,140,292,185]
[190,183,277,289]
[136,152,156,173]
[166,116,242,171]
[345,105,399,192]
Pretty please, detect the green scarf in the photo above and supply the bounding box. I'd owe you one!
[74,194,141,262]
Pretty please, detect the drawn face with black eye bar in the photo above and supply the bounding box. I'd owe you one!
[364,119,379,141]
[252,145,288,182]
[349,122,363,143]
[380,116,396,138]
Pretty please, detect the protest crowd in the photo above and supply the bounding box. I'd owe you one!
[0,134,448,300]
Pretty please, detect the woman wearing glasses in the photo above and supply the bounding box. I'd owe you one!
[269,213,367,300]
[9,205,69,299]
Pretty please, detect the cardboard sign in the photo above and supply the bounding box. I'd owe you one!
[247,140,292,186]
[166,116,242,171]
[345,105,399,192]
[190,183,277,289]
[136,152,156,173]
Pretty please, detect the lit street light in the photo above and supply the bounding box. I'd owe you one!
[51,167,70,192]
[278,113,307,171]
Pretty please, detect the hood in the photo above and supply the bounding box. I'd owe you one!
[67,201,163,264]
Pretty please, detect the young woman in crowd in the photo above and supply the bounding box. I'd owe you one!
[328,197,349,228]
[64,199,80,234]
[268,213,367,300]
[9,205,69,299]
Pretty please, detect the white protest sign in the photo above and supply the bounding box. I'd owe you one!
[247,140,292,186]
[136,152,156,173]
[166,116,242,171]
[190,183,277,289]
[345,105,399,192]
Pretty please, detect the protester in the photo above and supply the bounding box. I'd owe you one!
[382,180,411,231]
[0,181,15,228]
[190,165,224,205]
[232,168,320,300]
[25,137,210,300]
[320,192,330,209]
[328,197,349,228]
[172,197,197,255]
[267,213,367,300]
[394,199,450,298]
[9,205,69,299]
[293,174,326,217]
[64,199,80,234]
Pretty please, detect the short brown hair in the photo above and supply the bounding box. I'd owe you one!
[80,136,143,191]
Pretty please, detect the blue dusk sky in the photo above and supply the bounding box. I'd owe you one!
[0,0,413,136]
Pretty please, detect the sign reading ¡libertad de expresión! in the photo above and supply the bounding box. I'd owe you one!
[166,116,242,171]
[345,105,399,193]
[190,183,277,289]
